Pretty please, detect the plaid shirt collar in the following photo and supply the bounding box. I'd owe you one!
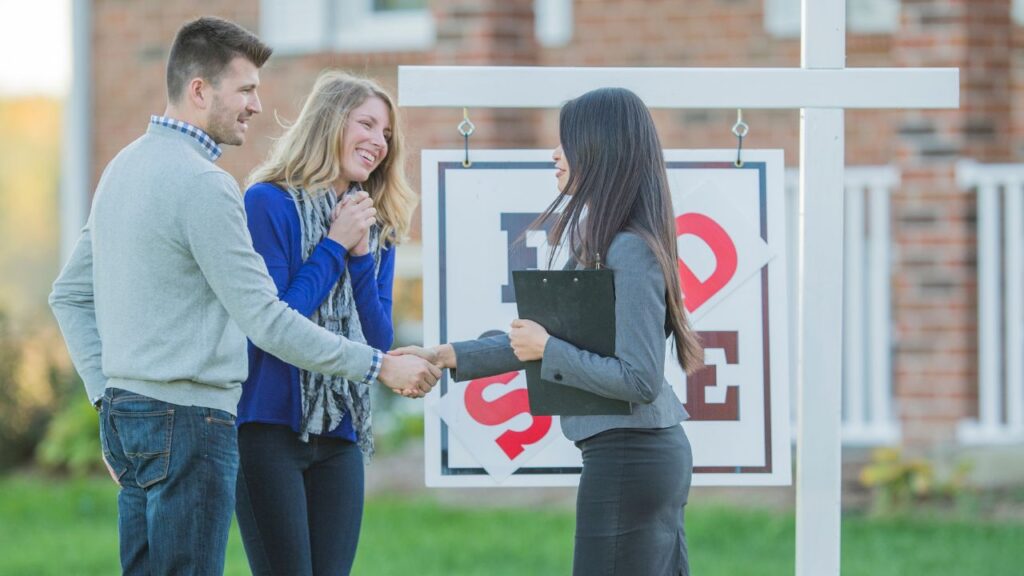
[149,115,222,162]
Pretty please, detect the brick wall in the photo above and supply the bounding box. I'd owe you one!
[88,0,913,204]
[91,0,260,185]
[890,0,1013,446]
[90,0,1012,450]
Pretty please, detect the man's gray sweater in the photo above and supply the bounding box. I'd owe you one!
[50,123,378,415]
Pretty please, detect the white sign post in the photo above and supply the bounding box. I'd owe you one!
[398,1,959,572]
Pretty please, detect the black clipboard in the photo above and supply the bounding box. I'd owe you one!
[512,269,632,416]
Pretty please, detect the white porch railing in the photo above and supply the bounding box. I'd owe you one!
[786,166,900,445]
[957,161,1024,444]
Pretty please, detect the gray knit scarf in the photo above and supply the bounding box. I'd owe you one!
[290,184,381,460]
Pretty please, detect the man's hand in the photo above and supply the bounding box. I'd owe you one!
[377,353,440,399]
[390,344,456,370]
[101,452,121,486]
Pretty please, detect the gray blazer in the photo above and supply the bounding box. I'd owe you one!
[450,232,689,442]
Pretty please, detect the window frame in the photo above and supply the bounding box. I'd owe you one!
[260,0,435,55]
[764,0,901,38]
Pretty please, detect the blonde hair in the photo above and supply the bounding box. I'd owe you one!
[247,70,417,244]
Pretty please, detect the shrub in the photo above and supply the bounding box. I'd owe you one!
[859,447,932,515]
[0,310,84,473]
[37,399,101,476]
[0,312,48,470]
[859,447,974,516]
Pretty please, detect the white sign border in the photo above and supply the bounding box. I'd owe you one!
[422,149,792,488]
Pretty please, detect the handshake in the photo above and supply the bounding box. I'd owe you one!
[374,319,550,399]
[376,344,457,399]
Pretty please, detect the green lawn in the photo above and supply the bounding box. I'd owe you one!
[0,475,1021,575]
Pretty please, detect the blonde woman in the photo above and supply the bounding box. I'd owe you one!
[235,71,417,576]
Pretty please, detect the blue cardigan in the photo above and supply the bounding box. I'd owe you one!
[237,182,396,441]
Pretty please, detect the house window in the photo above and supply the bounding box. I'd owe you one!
[765,0,900,38]
[261,0,435,54]
[1014,0,1024,25]
[535,0,573,47]
[373,0,428,9]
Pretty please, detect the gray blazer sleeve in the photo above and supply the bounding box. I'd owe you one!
[539,233,667,404]
[449,334,525,381]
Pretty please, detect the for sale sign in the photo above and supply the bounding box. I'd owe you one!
[422,150,791,487]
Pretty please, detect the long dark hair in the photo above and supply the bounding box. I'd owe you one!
[538,87,703,374]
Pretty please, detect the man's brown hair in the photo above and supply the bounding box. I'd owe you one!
[166,16,272,103]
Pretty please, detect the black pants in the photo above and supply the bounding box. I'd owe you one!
[235,423,365,576]
[574,425,693,576]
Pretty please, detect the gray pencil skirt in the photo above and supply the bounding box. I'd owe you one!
[573,425,693,576]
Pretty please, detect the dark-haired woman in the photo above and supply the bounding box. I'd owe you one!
[394,87,703,576]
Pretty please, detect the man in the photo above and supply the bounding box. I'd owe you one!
[49,16,438,575]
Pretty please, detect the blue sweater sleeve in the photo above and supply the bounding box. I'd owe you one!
[348,245,395,351]
[244,183,349,318]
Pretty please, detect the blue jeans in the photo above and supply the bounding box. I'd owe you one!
[99,387,239,575]
[235,423,365,576]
